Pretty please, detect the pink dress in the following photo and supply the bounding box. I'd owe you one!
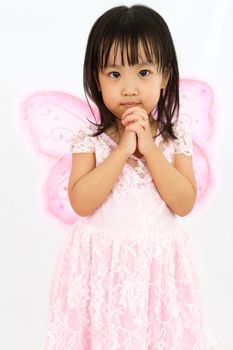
[42,121,218,349]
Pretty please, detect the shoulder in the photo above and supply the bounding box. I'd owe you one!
[172,120,197,193]
[173,119,191,137]
[73,122,97,136]
[69,122,98,154]
[172,119,193,157]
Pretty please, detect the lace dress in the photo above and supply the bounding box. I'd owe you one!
[42,120,218,350]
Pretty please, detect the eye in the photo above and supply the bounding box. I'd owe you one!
[109,71,120,78]
[139,69,151,77]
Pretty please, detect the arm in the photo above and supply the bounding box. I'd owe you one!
[144,145,197,217]
[68,148,128,217]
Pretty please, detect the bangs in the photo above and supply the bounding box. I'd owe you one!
[95,11,171,74]
[99,37,162,71]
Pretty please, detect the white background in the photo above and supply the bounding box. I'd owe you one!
[1,0,232,349]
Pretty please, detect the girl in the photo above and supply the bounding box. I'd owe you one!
[42,5,218,349]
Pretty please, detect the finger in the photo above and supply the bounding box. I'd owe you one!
[123,110,148,121]
[122,114,144,126]
[122,113,148,125]
[122,106,148,119]
[126,120,147,131]
[126,125,145,137]
[128,119,147,127]
[132,110,148,120]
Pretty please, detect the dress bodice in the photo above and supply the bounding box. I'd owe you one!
[68,120,193,239]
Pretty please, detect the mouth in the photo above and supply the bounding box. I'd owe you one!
[121,102,140,108]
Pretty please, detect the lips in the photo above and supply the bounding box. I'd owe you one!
[121,102,140,107]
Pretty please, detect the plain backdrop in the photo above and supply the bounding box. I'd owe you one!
[0,0,232,349]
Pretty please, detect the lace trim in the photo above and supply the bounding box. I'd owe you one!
[69,124,95,153]
[173,121,193,156]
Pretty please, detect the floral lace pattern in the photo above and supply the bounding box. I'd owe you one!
[173,120,193,156]
[69,124,96,154]
[42,121,218,349]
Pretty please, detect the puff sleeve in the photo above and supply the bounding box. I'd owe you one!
[69,124,96,153]
[173,120,193,156]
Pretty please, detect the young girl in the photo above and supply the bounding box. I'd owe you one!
[42,5,218,349]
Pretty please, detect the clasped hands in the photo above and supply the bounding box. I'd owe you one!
[121,106,156,157]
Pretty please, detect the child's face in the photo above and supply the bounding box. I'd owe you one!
[98,43,169,120]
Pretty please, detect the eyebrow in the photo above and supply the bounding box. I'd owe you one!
[104,62,156,68]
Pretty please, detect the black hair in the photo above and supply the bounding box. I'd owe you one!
[83,4,179,142]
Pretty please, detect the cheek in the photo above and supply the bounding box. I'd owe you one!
[143,89,161,111]
[102,86,117,101]
[102,91,116,109]
[145,88,160,101]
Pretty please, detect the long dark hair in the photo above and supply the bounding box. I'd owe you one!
[83,5,180,142]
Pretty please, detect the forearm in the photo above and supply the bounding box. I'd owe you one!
[70,148,128,216]
[145,145,196,216]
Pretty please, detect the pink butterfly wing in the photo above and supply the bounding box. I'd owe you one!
[17,91,100,228]
[18,90,99,158]
[179,79,217,210]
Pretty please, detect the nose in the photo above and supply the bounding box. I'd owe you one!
[121,86,138,96]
